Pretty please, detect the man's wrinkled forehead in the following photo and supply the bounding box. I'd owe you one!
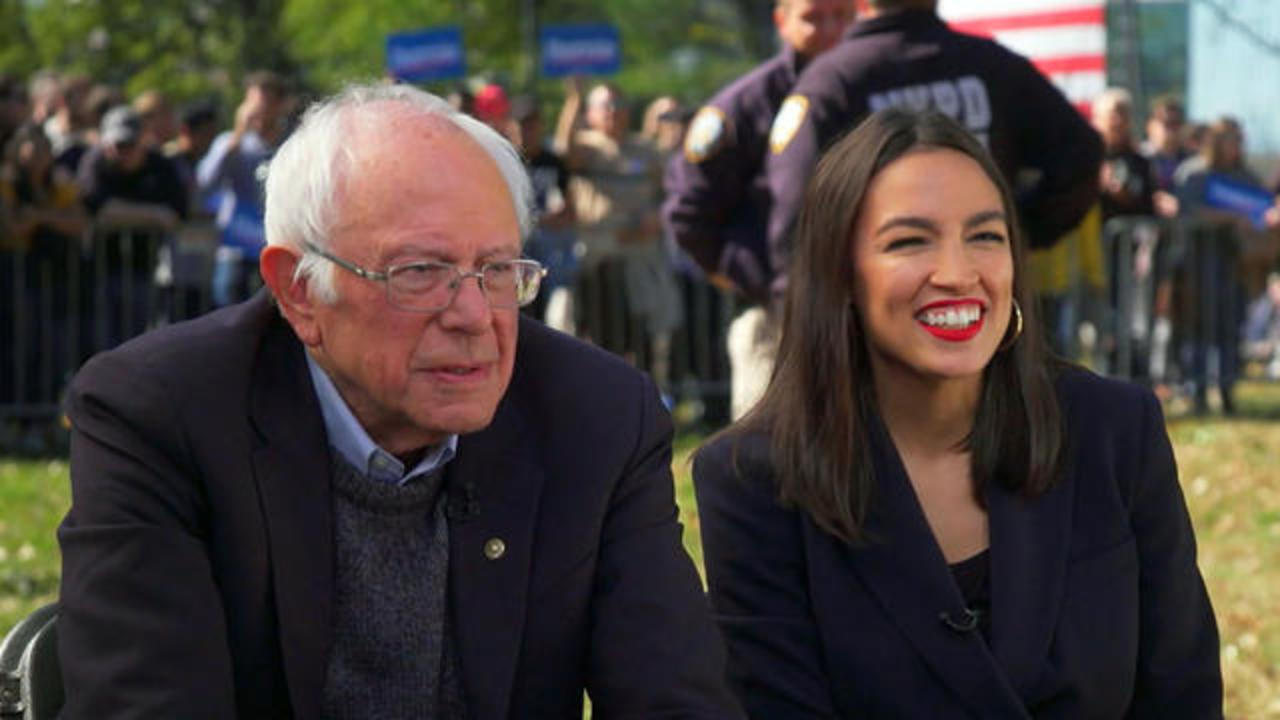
[331,104,513,231]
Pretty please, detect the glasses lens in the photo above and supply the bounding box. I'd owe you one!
[388,262,455,310]
[483,260,543,308]
[385,259,544,311]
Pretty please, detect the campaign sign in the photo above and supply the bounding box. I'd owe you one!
[220,201,266,258]
[540,24,621,77]
[386,27,465,82]
[1204,173,1275,229]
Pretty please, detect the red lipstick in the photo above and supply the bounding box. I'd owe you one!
[915,299,986,343]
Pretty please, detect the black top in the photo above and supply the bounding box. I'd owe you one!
[526,147,569,215]
[949,548,993,642]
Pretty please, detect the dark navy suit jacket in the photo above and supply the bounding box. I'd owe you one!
[58,292,743,718]
[694,370,1221,718]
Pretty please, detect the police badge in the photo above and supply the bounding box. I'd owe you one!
[769,95,809,155]
[683,106,731,163]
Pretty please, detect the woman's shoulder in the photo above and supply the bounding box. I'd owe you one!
[693,427,777,496]
[1053,365,1162,434]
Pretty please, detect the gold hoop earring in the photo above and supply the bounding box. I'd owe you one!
[999,299,1023,352]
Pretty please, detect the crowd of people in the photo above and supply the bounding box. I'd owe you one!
[3,0,1280,432]
[1086,91,1280,412]
[0,0,1257,716]
[0,69,296,424]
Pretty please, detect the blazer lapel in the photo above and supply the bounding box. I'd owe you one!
[842,419,1029,718]
[447,396,545,720]
[987,460,1074,699]
[248,317,334,719]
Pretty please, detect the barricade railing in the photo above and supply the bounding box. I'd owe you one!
[1100,215,1273,403]
[1,221,220,428]
[1099,214,1168,380]
[3,212,1270,445]
[3,223,741,440]
[570,257,739,424]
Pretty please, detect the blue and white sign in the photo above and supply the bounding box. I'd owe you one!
[386,27,465,82]
[540,24,621,77]
[1204,173,1275,229]
[220,201,266,258]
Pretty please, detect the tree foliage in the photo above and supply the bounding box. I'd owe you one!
[1,0,775,112]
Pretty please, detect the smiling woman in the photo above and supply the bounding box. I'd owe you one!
[692,109,1223,717]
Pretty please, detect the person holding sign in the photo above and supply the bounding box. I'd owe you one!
[1173,117,1280,413]
[197,71,293,307]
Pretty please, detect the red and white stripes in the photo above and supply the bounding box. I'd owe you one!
[938,0,1107,116]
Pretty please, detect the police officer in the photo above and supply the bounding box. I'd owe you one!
[664,0,855,419]
[664,0,855,304]
[766,0,1103,297]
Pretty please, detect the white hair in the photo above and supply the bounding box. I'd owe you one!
[264,81,534,302]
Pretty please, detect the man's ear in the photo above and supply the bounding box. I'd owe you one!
[260,244,322,347]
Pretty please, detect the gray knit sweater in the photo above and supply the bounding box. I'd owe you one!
[321,455,469,719]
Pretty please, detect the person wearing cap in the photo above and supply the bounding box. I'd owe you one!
[472,82,511,134]
[198,70,293,307]
[75,104,188,350]
[78,105,186,231]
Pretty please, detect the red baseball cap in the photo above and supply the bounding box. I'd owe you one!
[474,83,510,124]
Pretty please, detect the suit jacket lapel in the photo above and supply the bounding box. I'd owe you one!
[448,395,545,720]
[248,314,334,719]
[988,459,1074,699]
[842,418,1029,717]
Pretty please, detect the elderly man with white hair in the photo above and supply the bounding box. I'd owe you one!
[56,82,744,719]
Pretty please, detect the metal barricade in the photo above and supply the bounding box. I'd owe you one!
[1,222,219,437]
[1100,215,1166,380]
[570,258,738,425]
[1177,219,1246,406]
[1100,215,1265,407]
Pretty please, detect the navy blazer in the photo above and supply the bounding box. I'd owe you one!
[59,292,743,719]
[694,370,1221,718]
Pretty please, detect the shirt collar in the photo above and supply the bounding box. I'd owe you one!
[306,353,457,485]
[846,8,944,40]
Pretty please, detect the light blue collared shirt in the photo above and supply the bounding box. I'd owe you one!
[306,354,457,485]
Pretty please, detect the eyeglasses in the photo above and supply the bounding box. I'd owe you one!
[302,241,546,313]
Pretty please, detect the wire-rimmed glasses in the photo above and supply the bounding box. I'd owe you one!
[301,241,546,312]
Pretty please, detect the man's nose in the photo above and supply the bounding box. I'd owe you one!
[440,273,492,331]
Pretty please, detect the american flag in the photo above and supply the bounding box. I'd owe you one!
[938,0,1107,116]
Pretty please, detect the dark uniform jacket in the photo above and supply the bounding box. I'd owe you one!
[57,292,744,719]
[694,369,1222,718]
[662,48,804,304]
[766,10,1103,294]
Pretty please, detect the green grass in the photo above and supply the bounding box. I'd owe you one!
[3,382,1279,717]
[0,459,68,629]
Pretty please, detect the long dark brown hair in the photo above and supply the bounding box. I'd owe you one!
[717,108,1064,544]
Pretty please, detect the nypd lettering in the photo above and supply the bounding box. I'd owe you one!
[869,76,991,145]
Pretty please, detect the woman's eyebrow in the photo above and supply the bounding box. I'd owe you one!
[964,209,1006,230]
[875,215,937,236]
